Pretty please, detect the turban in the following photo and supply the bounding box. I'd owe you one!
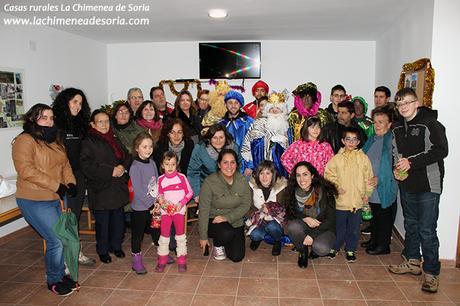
[224,90,245,107]
[252,80,269,96]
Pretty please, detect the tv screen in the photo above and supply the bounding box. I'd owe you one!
[199,42,261,79]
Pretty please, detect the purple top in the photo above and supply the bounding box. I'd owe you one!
[129,159,159,211]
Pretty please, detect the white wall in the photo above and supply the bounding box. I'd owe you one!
[107,40,376,111]
[430,0,460,260]
[375,0,434,240]
[0,12,107,237]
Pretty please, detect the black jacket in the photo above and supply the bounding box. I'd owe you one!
[80,134,132,210]
[321,120,367,154]
[152,138,194,176]
[392,107,448,193]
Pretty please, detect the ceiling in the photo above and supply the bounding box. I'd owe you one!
[6,0,413,43]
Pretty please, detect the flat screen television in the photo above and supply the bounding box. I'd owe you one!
[199,42,261,79]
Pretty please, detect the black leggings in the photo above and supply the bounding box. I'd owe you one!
[131,210,154,253]
[208,220,245,262]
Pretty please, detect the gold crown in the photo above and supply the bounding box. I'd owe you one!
[267,92,286,104]
[215,81,231,94]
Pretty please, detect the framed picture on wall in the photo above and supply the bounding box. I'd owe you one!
[398,58,434,108]
[0,67,25,129]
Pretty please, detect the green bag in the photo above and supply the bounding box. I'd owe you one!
[53,199,80,281]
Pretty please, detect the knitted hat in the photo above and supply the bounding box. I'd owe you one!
[224,90,245,107]
[252,80,269,96]
[352,96,368,115]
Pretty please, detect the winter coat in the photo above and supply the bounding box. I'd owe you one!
[248,177,287,210]
[281,140,334,175]
[113,121,144,154]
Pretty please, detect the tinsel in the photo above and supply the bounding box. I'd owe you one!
[208,79,245,93]
[159,79,202,96]
[397,58,435,108]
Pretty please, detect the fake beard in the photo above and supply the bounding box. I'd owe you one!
[266,113,289,135]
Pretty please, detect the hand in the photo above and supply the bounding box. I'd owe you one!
[200,239,210,250]
[303,235,314,246]
[212,215,227,223]
[67,183,77,198]
[396,158,411,172]
[303,217,321,228]
[368,176,378,188]
[112,165,124,177]
[157,195,165,205]
[244,168,253,177]
[175,203,182,211]
[362,196,369,204]
[151,203,161,214]
[56,184,69,200]
[262,204,269,214]
[338,187,346,195]
[194,196,199,203]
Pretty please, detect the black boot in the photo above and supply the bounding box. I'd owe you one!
[250,240,262,251]
[297,248,309,268]
[272,241,282,256]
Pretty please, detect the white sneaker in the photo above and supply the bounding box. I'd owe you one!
[213,246,226,260]
[78,251,96,266]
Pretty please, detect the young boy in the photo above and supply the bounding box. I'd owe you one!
[326,84,347,121]
[389,88,448,293]
[324,127,374,262]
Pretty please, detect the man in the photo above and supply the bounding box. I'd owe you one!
[241,92,289,177]
[127,87,144,114]
[326,84,347,120]
[389,88,448,294]
[321,100,367,154]
[150,86,173,119]
[374,86,391,107]
[287,82,331,143]
[352,96,374,137]
[243,80,269,119]
[219,90,254,172]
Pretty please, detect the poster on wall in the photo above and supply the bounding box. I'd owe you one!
[0,69,24,128]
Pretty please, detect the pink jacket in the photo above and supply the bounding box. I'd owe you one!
[281,140,334,175]
[157,171,193,215]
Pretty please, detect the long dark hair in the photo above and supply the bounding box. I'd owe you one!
[284,161,338,218]
[300,116,325,142]
[202,124,233,147]
[111,102,134,126]
[51,88,91,137]
[174,90,197,117]
[135,100,160,121]
[217,148,239,169]
[253,160,278,189]
[157,118,190,146]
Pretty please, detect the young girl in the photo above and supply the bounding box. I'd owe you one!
[129,132,159,274]
[155,151,193,272]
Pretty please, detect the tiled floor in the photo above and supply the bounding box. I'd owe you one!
[1,224,459,306]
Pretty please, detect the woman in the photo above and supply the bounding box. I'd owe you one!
[199,149,251,262]
[361,106,397,255]
[171,90,202,144]
[187,124,241,203]
[12,104,77,296]
[285,161,338,268]
[135,100,162,145]
[281,116,334,175]
[80,110,132,264]
[247,161,287,256]
[196,89,211,123]
[112,102,144,154]
[153,118,194,176]
[52,87,96,266]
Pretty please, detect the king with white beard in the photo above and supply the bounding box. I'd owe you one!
[241,92,289,177]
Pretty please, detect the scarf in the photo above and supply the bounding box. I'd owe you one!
[169,141,185,163]
[89,127,125,161]
[136,118,161,131]
[40,126,58,143]
[293,90,322,117]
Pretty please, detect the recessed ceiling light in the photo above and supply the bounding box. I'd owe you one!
[208,9,228,19]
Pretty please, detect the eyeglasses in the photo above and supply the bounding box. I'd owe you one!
[95,120,110,126]
[396,100,417,108]
[344,137,359,143]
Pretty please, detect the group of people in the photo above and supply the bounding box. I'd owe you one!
[11,80,448,297]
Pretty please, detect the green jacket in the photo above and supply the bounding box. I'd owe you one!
[113,121,144,154]
[198,171,251,240]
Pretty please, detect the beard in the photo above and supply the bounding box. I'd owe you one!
[266,113,289,135]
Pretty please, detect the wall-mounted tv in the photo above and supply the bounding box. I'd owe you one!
[199,42,261,79]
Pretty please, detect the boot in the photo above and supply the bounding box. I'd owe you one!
[388,255,422,275]
[132,252,147,275]
[177,255,187,273]
[297,248,309,268]
[272,241,282,256]
[155,255,168,273]
[250,240,262,251]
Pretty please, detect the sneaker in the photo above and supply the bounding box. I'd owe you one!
[346,251,356,263]
[62,275,79,291]
[48,281,73,296]
[213,246,226,260]
[78,251,96,266]
[361,225,371,234]
[327,249,337,259]
[250,240,262,251]
[388,256,422,275]
[421,273,439,293]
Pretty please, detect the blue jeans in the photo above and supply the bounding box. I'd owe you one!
[334,209,361,252]
[17,198,65,284]
[400,190,440,275]
[250,220,283,242]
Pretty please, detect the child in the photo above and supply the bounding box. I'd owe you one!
[155,151,193,272]
[324,126,374,262]
[129,132,159,274]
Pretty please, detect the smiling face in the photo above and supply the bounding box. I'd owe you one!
[296,165,313,191]
[162,157,177,175]
[226,99,241,116]
[141,103,156,120]
[115,105,131,125]
[210,130,226,150]
[218,153,237,179]
[198,93,209,110]
[307,123,321,141]
[259,168,273,188]
[37,109,54,127]
[136,138,153,160]
[128,90,144,112]
[341,132,360,151]
[179,93,192,113]
[373,113,391,136]
[91,112,110,134]
[168,123,184,146]
[396,95,419,121]
[68,94,83,116]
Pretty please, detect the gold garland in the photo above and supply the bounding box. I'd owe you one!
[397,58,435,108]
[159,79,202,96]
